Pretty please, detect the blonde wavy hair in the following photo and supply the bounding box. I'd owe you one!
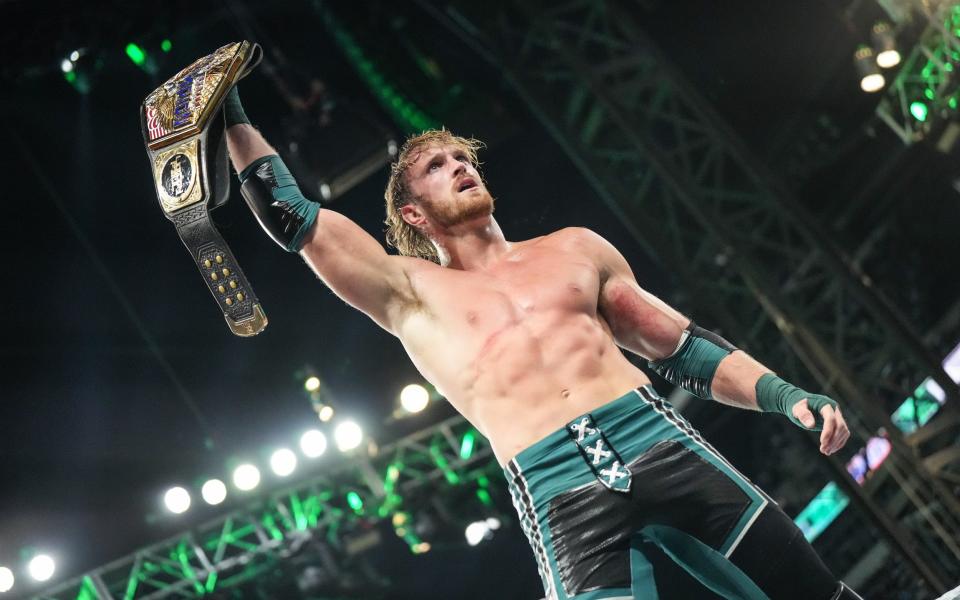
[384,130,484,263]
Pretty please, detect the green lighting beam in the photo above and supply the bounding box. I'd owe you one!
[125,43,147,66]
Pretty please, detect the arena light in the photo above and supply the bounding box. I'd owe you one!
[910,101,929,122]
[161,39,172,53]
[317,405,334,422]
[69,49,80,62]
[304,376,321,392]
[27,555,55,582]
[270,448,298,476]
[164,486,191,514]
[300,429,328,458]
[460,430,476,460]
[334,420,363,452]
[346,491,364,513]
[854,45,885,93]
[60,59,73,73]
[201,479,227,505]
[0,566,13,592]
[233,464,261,491]
[400,383,429,413]
[872,21,901,69]
[125,43,147,66]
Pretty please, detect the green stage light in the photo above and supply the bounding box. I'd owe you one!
[161,39,172,53]
[346,491,364,512]
[910,101,929,122]
[460,430,476,460]
[125,43,146,66]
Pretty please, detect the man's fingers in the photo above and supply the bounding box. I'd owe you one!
[819,405,836,454]
[825,406,850,454]
[792,399,816,428]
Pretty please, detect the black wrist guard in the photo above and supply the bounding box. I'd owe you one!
[239,155,320,252]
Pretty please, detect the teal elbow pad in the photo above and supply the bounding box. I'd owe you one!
[648,323,737,399]
[239,154,320,253]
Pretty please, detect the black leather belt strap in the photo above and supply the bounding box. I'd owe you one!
[140,41,267,337]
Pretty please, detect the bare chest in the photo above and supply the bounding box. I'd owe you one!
[415,248,600,333]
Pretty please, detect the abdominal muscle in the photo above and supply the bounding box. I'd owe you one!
[402,308,652,466]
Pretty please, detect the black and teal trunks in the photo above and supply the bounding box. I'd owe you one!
[503,385,838,600]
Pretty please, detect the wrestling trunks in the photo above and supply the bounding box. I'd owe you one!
[503,385,839,600]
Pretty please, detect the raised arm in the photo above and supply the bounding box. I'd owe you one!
[224,90,414,332]
[578,227,849,455]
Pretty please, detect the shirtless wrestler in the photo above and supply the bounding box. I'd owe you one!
[222,84,860,600]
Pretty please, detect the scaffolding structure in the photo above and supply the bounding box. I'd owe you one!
[34,416,500,600]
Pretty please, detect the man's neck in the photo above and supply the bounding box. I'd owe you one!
[433,216,512,271]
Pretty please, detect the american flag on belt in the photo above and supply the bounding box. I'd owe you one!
[146,106,169,140]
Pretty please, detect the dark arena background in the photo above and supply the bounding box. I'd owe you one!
[3,0,960,598]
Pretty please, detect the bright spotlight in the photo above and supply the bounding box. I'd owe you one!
[465,521,488,546]
[876,49,901,69]
[300,429,328,458]
[318,405,334,422]
[400,384,430,413]
[305,376,321,392]
[60,59,73,73]
[854,46,885,93]
[0,566,13,592]
[201,479,227,505]
[860,73,885,93]
[233,464,261,491]
[872,21,900,69]
[270,448,298,476]
[164,486,191,514]
[69,50,80,62]
[334,420,363,452]
[27,555,55,582]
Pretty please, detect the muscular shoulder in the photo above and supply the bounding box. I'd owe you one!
[547,227,624,274]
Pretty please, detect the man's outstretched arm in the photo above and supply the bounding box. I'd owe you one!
[577,227,850,456]
[224,88,416,332]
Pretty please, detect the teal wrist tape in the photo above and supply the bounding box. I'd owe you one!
[223,86,250,128]
[755,373,838,431]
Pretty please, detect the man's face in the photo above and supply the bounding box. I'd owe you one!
[403,143,494,229]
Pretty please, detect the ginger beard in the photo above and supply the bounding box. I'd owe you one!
[424,183,495,229]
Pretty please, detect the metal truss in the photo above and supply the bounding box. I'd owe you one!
[34,416,498,600]
[877,2,960,146]
[420,0,960,591]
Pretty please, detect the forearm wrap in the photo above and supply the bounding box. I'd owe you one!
[648,322,737,399]
[239,154,320,252]
[755,373,838,431]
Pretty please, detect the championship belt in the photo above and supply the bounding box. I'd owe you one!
[140,41,267,337]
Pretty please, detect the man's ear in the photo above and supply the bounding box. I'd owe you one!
[400,203,428,229]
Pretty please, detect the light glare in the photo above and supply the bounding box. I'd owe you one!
[860,73,885,93]
[876,49,901,68]
[305,376,321,392]
[60,59,73,73]
[0,566,13,592]
[201,479,227,505]
[400,384,430,413]
[233,464,261,491]
[334,420,363,451]
[318,405,334,422]
[164,486,191,514]
[270,448,298,476]
[27,555,55,582]
[300,429,328,458]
